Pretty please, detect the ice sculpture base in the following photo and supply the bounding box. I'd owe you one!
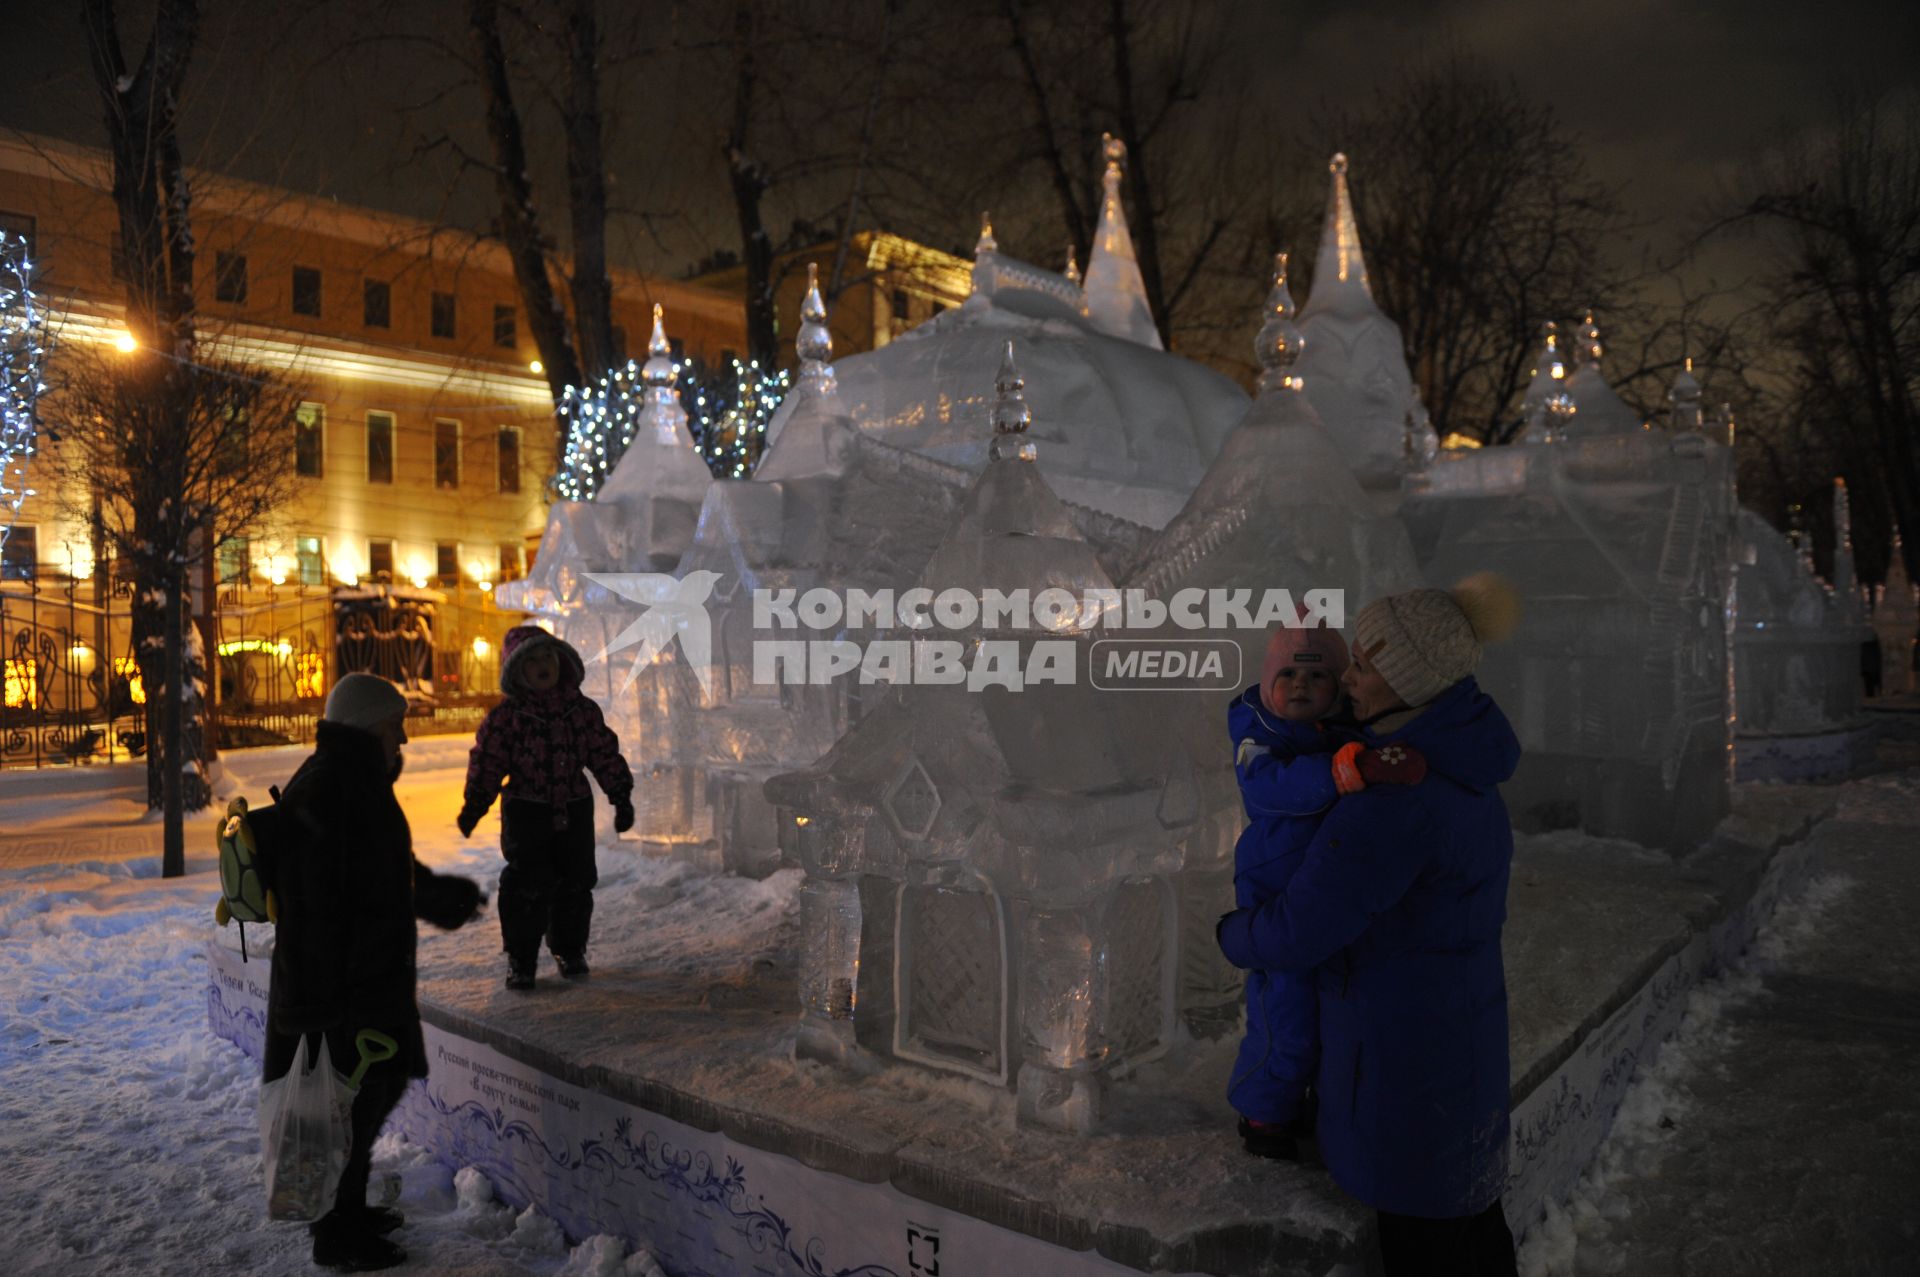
[206,784,1837,1277]
[1734,720,1878,783]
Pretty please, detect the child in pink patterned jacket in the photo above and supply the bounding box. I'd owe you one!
[459,624,634,990]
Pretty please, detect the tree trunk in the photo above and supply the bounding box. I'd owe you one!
[469,0,582,416]
[563,0,615,382]
[161,572,185,878]
[728,1,776,370]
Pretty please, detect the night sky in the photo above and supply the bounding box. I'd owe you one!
[3,1,1918,288]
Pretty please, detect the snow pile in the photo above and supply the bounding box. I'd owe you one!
[1516,872,1856,1276]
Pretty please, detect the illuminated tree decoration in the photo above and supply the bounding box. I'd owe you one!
[555,354,790,500]
[0,230,48,559]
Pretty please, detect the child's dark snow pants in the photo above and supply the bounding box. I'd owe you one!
[497,796,597,964]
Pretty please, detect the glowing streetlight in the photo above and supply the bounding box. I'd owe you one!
[114,329,137,353]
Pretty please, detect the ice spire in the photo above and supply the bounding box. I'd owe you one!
[796,262,835,391]
[1521,321,1575,442]
[1404,389,1436,471]
[1081,133,1163,349]
[1573,310,1604,369]
[989,339,1036,462]
[1562,310,1641,434]
[1300,153,1372,317]
[640,303,687,445]
[1669,357,1703,432]
[969,212,997,297]
[1834,476,1857,605]
[1252,251,1304,395]
[1063,243,1081,287]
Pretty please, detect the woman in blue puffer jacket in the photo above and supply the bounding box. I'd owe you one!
[1216,575,1523,1276]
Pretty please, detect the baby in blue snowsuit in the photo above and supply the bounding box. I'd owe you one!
[1228,620,1424,1159]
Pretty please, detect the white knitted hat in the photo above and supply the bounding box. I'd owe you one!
[1352,574,1520,708]
[321,673,410,731]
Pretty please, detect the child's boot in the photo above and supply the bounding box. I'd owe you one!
[555,952,589,979]
[505,956,536,990]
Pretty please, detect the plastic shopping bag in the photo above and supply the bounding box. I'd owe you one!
[259,1030,399,1221]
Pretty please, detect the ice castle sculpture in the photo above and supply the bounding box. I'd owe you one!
[1873,534,1917,696]
[502,304,711,617]
[1294,154,1423,505]
[767,348,1217,1132]
[1402,331,1738,851]
[763,147,1247,529]
[1731,478,1874,779]
[627,289,1156,872]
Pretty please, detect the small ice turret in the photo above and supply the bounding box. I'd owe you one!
[1063,243,1081,287]
[1293,152,1421,491]
[1563,310,1644,436]
[1874,533,1917,695]
[756,264,856,482]
[1251,250,1304,395]
[795,262,836,392]
[1519,321,1576,442]
[639,303,687,445]
[1668,357,1703,433]
[1081,134,1163,349]
[1833,477,1859,615]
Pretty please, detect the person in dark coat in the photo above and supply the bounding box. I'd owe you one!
[458,625,634,988]
[1216,575,1522,1277]
[263,673,485,1272]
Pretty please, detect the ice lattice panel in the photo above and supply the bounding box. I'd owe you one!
[899,885,1004,1077]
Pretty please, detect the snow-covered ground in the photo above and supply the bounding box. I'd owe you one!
[0,740,702,1276]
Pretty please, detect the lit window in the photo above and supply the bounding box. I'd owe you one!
[296,536,325,587]
[498,543,522,582]
[294,403,324,478]
[216,536,250,584]
[367,540,395,582]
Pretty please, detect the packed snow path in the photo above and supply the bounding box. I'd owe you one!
[1520,763,1920,1276]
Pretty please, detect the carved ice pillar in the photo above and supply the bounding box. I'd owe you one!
[1017,901,1108,1132]
[1016,877,1177,1134]
[788,806,868,1067]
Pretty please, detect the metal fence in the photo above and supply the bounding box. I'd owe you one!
[2,565,519,770]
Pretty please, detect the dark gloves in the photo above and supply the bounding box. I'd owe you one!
[415,871,486,931]
[456,805,483,838]
[1331,742,1427,795]
[613,798,635,834]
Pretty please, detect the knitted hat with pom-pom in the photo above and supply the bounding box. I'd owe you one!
[1352,573,1520,708]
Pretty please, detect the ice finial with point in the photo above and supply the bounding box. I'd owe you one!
[975,212,998,257]
[1669,356,1703,432]
[796,262,835,390]
[1064,243,1081,286]
[639,303,688,446]
[1523,321,1575,442]
[1254,250,1305,395]
[989,340,1035,462]
[1575,310,1604,369]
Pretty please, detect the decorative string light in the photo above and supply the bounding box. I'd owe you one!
[555,353,790,500]
[0,230,48,560]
